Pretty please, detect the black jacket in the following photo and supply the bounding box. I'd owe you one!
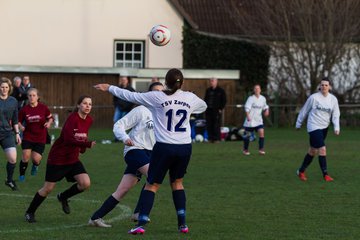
[204,87,227,110]
[113,85,136,112]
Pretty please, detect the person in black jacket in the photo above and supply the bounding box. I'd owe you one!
[113,76,135,123]
[204,78,227,143]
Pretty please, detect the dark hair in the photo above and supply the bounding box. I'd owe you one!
[163,68,183,95]
[148,81,163,91]
[73,95,92,112]
[321,77,331,85]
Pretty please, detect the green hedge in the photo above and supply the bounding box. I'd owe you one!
[183,27,270,91]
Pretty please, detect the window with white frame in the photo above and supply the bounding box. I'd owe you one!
[114,41,144,68]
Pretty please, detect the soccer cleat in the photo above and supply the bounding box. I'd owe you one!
[128,226,145,235]
[324,175,334,182]
[5,180,18,191]
[259,149,266,155]
[25,212,36,223]
[296,170,307,181]
[57,193,70,214]
[242,150,250,156]
[178,225,189,233]
[31,165,38,176]
[19,175,25,182]
[130,213,151,223]
[88,218,112,228]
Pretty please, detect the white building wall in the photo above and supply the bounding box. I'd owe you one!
[0,0,183,68]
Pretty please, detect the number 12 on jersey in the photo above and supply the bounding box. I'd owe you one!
[165,109,187,132]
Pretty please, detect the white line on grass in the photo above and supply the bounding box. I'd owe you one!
[0,192,132,234]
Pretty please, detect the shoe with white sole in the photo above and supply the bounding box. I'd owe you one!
[128,226,145,235]
[88,218,112,228]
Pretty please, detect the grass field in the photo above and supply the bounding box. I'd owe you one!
[0,128,359,240]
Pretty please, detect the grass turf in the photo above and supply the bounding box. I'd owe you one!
[0,128,359,240]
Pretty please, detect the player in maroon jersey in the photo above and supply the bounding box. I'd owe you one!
[18,88,53,181]
[24,95,96,223]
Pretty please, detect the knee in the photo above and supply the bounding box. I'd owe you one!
[78,179,91,191]
[319,147,327,155]
[308,148,317,156]
[39,186,54,197]
[171,179,184,190]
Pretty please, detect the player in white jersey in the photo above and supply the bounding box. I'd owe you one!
[242,84,269,155]
[295,77,340,182]
[88,82,164,228]
[94,68,207,235]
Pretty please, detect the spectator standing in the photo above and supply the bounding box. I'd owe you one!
[113,76,135,123]
[204,78,227,143]
[19,75,33,109]
[11,76,22,109]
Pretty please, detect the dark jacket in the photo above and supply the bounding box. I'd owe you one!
[113,85,136,112]
[204,87,227,110]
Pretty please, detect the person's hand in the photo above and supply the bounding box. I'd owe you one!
[16,134,22,145]
[90,141,96,148]
[263,109,269,117]
[124,138,134,146]
[94,84,110,91]
[44,122,52,129]
[247,116,251,122]
[334,130,340,135]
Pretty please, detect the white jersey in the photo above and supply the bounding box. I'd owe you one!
[109,86,207,144]
[296,92,340,132]
[113,105,155,157]
[243,94,269,127]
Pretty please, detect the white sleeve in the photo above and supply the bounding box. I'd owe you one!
[113,107,141,142]
[263,97,269,110]
[331,97,340,131]
[296,96,313,128]
[109,85,155,107]
[192,97,207,114]
[244,96,252,112]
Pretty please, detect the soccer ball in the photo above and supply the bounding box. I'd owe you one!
[195,134,204,143]
[149,25,171,46]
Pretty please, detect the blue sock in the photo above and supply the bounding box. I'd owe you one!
[243,138,250,151]
[259,137,264,149]
[6,162,16,182]
[172,189,186,227]
[299,154,314,172]
[318,156,328,176]
[133,184,145,214]
[91,195,119,220]
[138,190,155,226]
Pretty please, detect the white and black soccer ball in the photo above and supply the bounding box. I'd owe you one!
[195,134,204,143]
[149,25,171,46]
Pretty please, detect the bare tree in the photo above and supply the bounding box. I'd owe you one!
[222,0,360,103]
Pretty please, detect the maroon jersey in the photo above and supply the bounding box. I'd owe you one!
[47,112,93,165]
[18,103,52,144]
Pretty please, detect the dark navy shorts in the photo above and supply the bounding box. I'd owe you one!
[309,128,328,148]
[0,133,16,150]
[21,140,46,155]
[124,149,151,180]
[147,142,192,184]
[244,125,264,132]
[45,161,87,183]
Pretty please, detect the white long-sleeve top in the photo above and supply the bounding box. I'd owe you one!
[296,92,340,132]
[243,94,269,127]
[109,86,207,144]
[113,105,155,157]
